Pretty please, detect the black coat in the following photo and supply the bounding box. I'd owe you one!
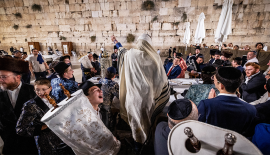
[16,96,74,155]
[0,83,38,154]
[240,73,267,103]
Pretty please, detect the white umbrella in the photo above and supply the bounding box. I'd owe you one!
[183,22,190,51]
[194,12,205,45]
[215,0,234,50]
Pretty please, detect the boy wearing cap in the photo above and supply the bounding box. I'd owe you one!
[98,67,119,130]
[154,99,198,155]
[51,62,78,103]
[13,50,22,59]
[16,78,74,155]
[221,50,233,66]
[0,57,38,154]
[198,67,256,135]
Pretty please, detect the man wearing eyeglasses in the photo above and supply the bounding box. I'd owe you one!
[0,57,38,154]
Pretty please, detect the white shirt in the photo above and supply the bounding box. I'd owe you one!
[20,48,24,52]
[157,50,160,55]
[243,57,259,68]
[29,55,47,72]
[7,82,22,108]
[267,97,270,101]
[245,71,260,84]
[218,93,237,97]
[41,98,54,109]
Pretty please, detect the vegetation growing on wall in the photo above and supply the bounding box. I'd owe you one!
[14,12,22,18]
[142,1,155,11]
[31,4,42,12]
[91,36,96,42]
[26,24,32,28]
[127,34,135,43]
[13,24,19,30]
[152,16,158,22]
[182,12,187,22]
[60,36,67,40]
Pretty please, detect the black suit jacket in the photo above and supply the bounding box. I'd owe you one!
[240,73,267,103]
[0,83,38,154]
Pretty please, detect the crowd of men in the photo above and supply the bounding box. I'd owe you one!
[0,38,269,155]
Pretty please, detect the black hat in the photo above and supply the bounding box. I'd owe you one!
[168,55,172,58]
[93,53,99,59]
[213,59,224,68]
[13,50,21,54]
[210,49,217,55]
[222,51,233,58]
[54,62,70,74]
[217,67,242,80]
[176,53,183,57]
[195,46,201,50]
[215,50,222,55]
[114,45,118,50]
[0,57,29,73]
[202,65,216,75]
[78,81,102,96]
[59,55,70,62]
[22,52,27,55]
[168,99,192,120]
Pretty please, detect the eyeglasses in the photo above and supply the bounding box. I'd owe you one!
[211,75,220,83]
[0,75,13,80]
[34,87,51,93]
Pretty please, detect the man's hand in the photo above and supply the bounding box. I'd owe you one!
[31,72,34,77]
[208,88,216,99]
[111,36,116,42]
[267,60,270,66]
[191,70,196,73]
[47,70,51,74]
[41,124,48,130]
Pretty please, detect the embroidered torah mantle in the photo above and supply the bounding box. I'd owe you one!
[41,89,121,155]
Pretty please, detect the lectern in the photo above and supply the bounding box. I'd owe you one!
[61,42,73,56]
[28,42,40,54]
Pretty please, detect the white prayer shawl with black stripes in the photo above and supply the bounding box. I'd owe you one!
[117,40,170,144]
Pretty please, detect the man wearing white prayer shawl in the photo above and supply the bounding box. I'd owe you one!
[79,53,97,82]
[111,34,170,146]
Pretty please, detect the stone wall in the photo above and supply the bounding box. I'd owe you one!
[0,0,269,55]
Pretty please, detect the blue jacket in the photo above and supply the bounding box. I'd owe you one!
[198,95,256,135]
[165,62,182,79]
[208,58,215,64]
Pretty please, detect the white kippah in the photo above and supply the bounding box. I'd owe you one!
[137,33,152,45]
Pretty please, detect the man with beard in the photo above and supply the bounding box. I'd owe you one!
[112,34,170,153]
[240,62,266,103]
[0,57,38,154]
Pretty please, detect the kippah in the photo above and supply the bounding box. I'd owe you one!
[114,45,118,50]
[217,67,242,80]
[168,99,192,120]
[202,65,216,74]
[107,67,116,74]
[176,53,183,57]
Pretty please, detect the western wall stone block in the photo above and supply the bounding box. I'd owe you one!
[178,0,191,7]
[129,10,140,17]
[22,6,29,13]
[126,1,132,10]
[14,0,24,7]
[265,4,270,11]
[72,25,84,31]
[159,30,176,36]
[126,24,136,31]
[95,3,100,11]
[159,8,168,16]
[136,23,150,30]
[103,10,110,17]
[116,24,127,30]
[22,0,29,6]
[120,2,127,10]
[59,25,70,31]
[104,24,112,30]
[109,2,114,10]
[151,23,161,30]
[198,0,206,6]
[59,5,66,12]
[4,0,14,7]
[5,7,17,14]
[232,28,248,35]
[82,11,92,17]
[139,16,146,23]
[110,10,118,17]
[92,11,101,17]
[191,0,198,7]
[0,8,5,14]
[119,10,129,17]
[252,4,265,12]
[140,11,151,16]
[162,23,173,30]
